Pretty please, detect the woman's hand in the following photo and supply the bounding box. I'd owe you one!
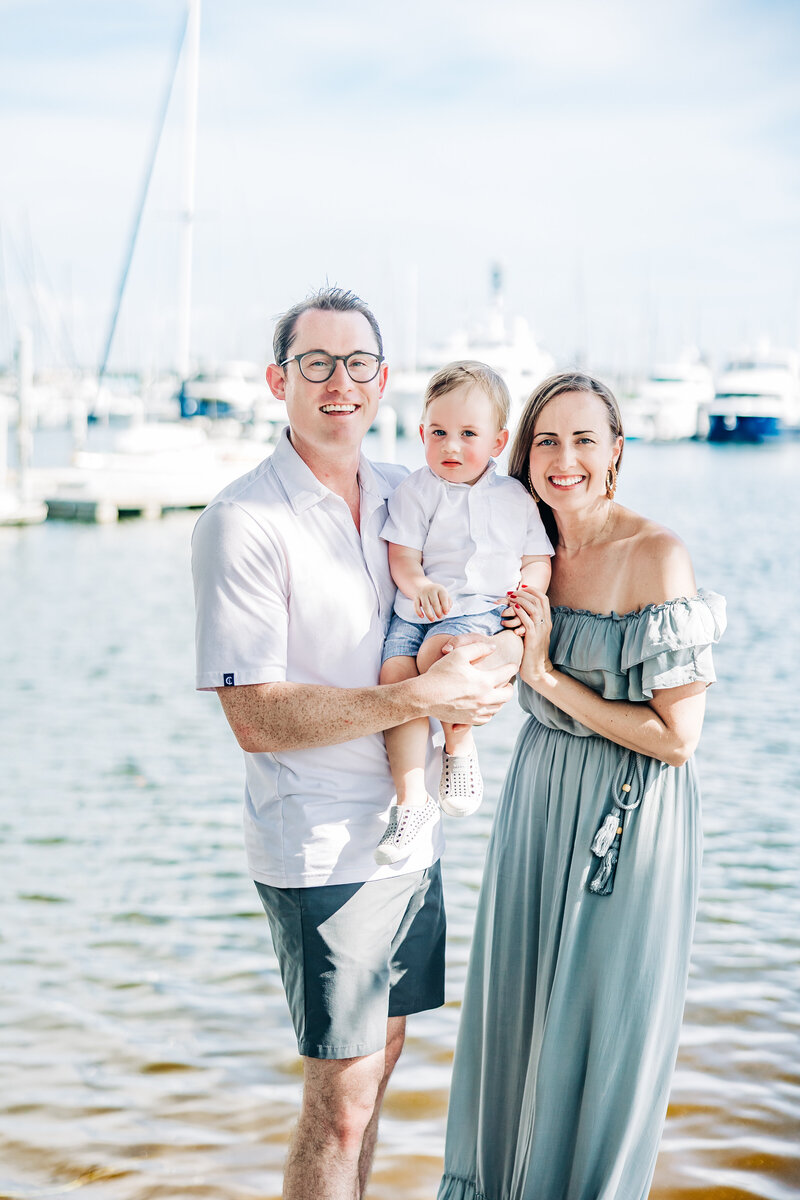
[500,600,525,636]
[504,587,554,684]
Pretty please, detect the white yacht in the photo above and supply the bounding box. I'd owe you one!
[385,270,555,436]
[706,346,800,442]
[623,351,714,441]
[178,360,266,421]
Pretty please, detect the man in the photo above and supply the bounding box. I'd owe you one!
[192,287,515,1200]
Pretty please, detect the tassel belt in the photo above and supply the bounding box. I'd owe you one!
[588,750,647,896]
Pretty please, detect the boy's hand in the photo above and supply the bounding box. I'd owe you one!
[414,582,452,622]
[500,599,526,636]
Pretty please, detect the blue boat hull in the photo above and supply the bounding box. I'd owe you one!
[707,414,782,443]
[178,392,236,419]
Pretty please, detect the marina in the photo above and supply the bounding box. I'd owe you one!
[1,432,798,1200]
[2,323,798,528]
[1,0,797,531]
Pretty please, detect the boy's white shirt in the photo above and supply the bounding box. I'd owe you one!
[381,462,554,625]
[192,428,444,888]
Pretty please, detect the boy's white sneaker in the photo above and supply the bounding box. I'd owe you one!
[439,748,483,817]
[374,798,439,865]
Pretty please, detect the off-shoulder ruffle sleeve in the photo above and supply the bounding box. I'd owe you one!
[620,589,726,698]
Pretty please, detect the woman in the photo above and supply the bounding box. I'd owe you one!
[438,373,725,1200]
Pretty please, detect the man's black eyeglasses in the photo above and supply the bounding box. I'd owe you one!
[281,350,383,383]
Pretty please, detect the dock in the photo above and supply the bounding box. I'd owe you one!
[22,424,278,524]
[2,404,397,526]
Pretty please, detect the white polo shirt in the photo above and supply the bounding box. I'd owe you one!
[381,462,554,624]
[192,428,445,888]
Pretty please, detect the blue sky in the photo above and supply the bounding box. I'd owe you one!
[1,0,799,376]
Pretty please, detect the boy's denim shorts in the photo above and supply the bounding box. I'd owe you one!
[382,607,506,664]
[254,862,445,1059]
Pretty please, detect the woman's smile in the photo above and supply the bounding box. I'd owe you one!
[548,474,585,489]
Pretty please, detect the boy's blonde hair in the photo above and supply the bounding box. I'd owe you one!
[422,360,511,430]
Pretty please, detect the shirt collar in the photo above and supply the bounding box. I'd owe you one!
[271,426,385,514]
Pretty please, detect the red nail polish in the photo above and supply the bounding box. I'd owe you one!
[521,584,528,589]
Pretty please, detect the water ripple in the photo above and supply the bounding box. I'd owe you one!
[1,440,798,1198]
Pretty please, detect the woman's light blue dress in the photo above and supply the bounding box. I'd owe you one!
[438,591,726,1200]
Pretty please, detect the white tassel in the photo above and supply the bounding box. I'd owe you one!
[587,751,645,898]
[591,807,621,858]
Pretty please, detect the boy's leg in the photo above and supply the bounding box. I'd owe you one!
[417,629,523,754]
[375,655,439,864]
[416,634,475,756]
[379,655,430,807]
[418,629,523,816]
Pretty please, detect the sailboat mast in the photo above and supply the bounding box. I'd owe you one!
[177,0,200,380]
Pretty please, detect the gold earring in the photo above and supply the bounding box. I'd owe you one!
[528,468,540,504]
[606,461,618,499]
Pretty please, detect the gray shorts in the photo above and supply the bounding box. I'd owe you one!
[254,862,446,1060]
[382,607,505,663]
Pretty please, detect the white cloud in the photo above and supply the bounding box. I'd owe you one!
[1,0,798,372]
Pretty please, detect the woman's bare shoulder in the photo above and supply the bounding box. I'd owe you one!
[617,510,697,608]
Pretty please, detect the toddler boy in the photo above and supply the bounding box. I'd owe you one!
[375,361,553,864]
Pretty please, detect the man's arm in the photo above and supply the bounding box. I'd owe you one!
[217,641,515,753]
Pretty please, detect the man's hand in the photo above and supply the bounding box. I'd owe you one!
[414,581,452,622]
[414,640,516,726]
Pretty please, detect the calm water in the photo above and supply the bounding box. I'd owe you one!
[1,436,799,1200]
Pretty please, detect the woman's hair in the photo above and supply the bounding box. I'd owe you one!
[508,372,624,545]
[423,360,511,430]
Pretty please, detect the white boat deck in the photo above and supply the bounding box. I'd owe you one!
[18,423,278,523]
[0,488,48,526]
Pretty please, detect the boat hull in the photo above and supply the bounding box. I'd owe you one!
[707,414,782,443]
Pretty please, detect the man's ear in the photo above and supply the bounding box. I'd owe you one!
[266,364,286,401]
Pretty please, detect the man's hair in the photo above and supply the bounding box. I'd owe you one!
[422,360,511,429]
[272,287,384,366]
